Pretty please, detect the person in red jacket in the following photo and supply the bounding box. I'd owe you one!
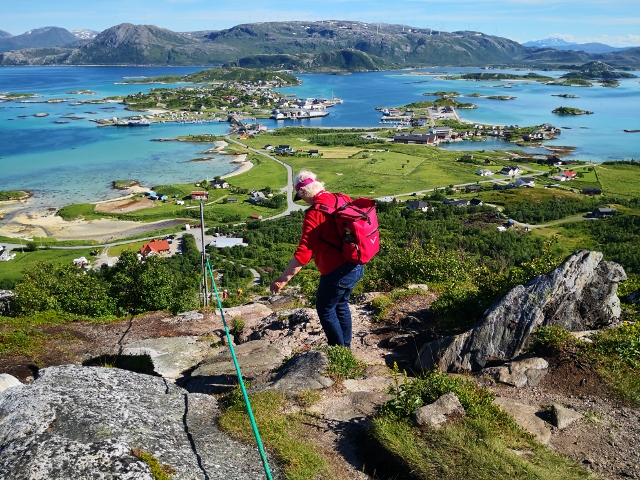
[270,171,364,348]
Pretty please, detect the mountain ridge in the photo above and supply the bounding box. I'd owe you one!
[524,37,635,54]
[1,22,639,69]
[0,26,78,53]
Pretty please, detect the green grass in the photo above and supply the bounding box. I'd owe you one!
[0,190,29,200]
[108,241,147,257]
[57,203,106,221]
[222,155,287,191]
[371,370,592,480]
[0,248,99,286]
[324,346,367,381]
[131,448,176,480]
[595,164,640,197]
[219,390,330,479]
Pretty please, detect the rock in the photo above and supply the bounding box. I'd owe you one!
[186,340,285,394]
[120,336,217,380]
[386,333,415,348]
[0,365,278,479]
[481,357,549,388]
[343,376,395,393]
[416,251,626,372]
[0,374,21,393]
[407,284,429,292]
[552,403,583,429]
[256,351,333,397]
[353,292,386,303]
[161,310,204,324]
[623,289,640,304]
[0,290,15,316]
[414,392,465,428]
[213,302,273,335]
[494,397,551,444]
[309,391,393,422]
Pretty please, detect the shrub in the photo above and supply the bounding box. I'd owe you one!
[324,346,367,381]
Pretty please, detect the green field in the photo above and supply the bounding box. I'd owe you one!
[0,248,98,286]
[222,155,287,191]
[596,164,640,197]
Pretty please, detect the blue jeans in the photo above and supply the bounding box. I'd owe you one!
[316,263,364,348]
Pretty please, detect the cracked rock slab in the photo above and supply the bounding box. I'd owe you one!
[0,365,279,479]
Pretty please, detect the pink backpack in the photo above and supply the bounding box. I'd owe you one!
[311,194,380,265]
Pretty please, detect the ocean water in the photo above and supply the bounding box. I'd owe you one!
[1,66,639,209]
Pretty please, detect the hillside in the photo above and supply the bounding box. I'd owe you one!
[0,27,78,53]
[0,21,639,69]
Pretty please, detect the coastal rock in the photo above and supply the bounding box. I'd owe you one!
[416,251,626,372]
[0,365,277,479]
[414,393,465,428]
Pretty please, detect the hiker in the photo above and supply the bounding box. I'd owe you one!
[270,170,364,348]
[236,288,243,295]
[222,289,228,299]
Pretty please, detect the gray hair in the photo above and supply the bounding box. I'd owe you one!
[294,170,325,198]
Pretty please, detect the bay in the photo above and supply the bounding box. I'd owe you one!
[1,66,639,210]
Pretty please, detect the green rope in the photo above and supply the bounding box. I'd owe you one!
[205,259,273,480]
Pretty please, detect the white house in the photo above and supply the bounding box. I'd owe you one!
[476,169,493,176]
[500,166,521,176]
[515,177,535,188]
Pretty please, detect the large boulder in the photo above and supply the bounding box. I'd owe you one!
[0,365,277,479]
[416,251,626,372]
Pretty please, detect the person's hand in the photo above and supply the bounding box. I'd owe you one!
[270,280,286,294]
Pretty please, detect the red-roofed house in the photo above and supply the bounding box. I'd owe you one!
[562,170,577,179]
[140,239,171,257]
[191,191,209,200]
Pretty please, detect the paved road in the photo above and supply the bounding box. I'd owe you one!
[225,136,306,220]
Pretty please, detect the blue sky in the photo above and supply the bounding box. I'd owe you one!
[3,0,639,47]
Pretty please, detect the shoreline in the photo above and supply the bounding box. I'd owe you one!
[0,154,254,242]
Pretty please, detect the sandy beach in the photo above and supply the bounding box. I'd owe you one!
[0,155,254,243]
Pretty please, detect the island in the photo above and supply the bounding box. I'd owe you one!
[551,94,580,98]
[552,106,594,115]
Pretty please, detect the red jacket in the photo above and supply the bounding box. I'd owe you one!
[294,191,350,275]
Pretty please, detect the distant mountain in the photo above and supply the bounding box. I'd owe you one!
[524,37,632,54]
[0,27,78,53]
[523,38,577,48]
[0,30,12,39]
[0,22,639,69]
[70,29,99,40]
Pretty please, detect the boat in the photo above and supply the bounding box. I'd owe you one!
[128,120,151,126]
[623,129,640,133]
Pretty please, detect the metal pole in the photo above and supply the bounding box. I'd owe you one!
[199,202,208,306]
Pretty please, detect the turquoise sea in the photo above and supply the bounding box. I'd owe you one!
[1,66,639,209]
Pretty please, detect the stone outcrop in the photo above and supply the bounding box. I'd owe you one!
[0,365,278,479]
[255,351,333,397]
[186,340,285,394]
[416,251,626,372]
